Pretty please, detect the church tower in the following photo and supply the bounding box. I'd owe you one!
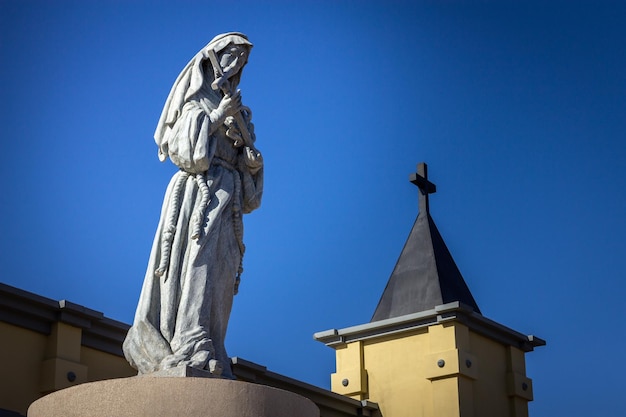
[315,163,544,417]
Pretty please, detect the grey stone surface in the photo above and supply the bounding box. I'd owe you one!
[28,378,319,417]
[123,33,263,379]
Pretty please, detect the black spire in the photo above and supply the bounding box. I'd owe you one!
[371,163,481,322]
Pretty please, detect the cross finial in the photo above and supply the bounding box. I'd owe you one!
[409,162,437,215]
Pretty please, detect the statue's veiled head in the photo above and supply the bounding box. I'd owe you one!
[204,33,253,89]
[154,33,253,161]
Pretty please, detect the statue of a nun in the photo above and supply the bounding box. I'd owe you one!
[123,33,263,379]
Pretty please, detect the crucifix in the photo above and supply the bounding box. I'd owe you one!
[409,162,437,215]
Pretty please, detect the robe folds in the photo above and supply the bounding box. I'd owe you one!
[123,93,263,378]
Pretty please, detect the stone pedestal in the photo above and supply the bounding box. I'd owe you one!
[28,377,319,417]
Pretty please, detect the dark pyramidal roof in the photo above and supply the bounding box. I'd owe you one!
[371,163,481,322]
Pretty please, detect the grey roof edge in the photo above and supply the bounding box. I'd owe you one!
[231,357,380,417]
[314,301,545,353]
[0,282,130,356]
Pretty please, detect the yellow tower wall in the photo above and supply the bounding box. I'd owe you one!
[316,303,543,417]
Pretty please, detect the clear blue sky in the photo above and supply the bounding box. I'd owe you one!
[2,1,625,416]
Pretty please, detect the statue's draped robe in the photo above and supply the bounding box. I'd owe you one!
[123,84,263,378]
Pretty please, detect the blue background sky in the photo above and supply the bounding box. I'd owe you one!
[2,1,625,415]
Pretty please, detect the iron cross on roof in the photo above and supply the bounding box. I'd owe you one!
[409,162,437,215]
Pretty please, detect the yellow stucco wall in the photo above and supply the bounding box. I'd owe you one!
[364,330,434,416]
[469,331,509,417]
[81,346,136,381]
[0,320,135,416]
[0,321,48,415]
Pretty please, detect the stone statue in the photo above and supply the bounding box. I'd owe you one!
[123,33,263,379]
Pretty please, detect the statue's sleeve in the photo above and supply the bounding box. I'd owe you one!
[240,162,263,214]
[163,101,215,174]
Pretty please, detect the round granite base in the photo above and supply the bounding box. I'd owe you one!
[28,377,319,417]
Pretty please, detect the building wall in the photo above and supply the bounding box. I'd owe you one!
[0,321,48,415]
[0,283,137,416]
[0,320,135,416]
[81,346,136,382]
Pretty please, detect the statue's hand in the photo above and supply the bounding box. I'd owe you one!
[218,90,242,117]
[211,75,228,92]
[243,146,263,175]
[224,117,245,147]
